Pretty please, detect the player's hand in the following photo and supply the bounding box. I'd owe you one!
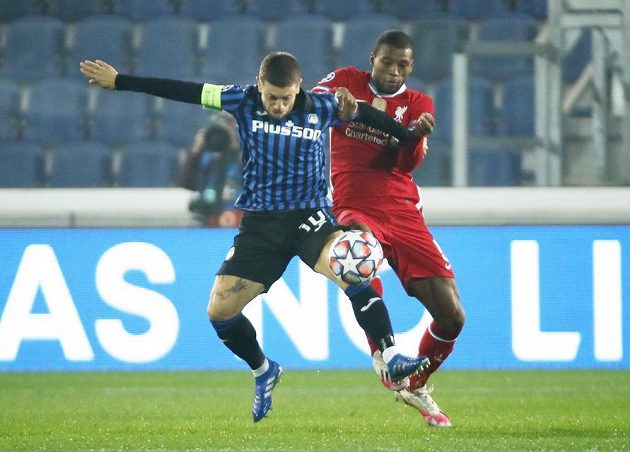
[408,113,435,138]
[79,59,118,89]
[335,87,358,121]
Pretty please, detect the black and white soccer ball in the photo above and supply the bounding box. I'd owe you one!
[329,230,384,284]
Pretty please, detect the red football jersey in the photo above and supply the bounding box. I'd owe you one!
[313,66,433,207]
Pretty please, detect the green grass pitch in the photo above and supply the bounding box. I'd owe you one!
[1,369,628,450]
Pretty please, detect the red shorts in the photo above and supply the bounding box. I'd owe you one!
[334,202,455,294]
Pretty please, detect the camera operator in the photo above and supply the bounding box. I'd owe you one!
[178,113,243,227]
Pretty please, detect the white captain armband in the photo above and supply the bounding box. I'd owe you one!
[201,83,223,110]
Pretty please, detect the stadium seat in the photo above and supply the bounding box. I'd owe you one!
[179,0,242,21]
[0,78,22,141]
[247,0,307,21]
[0,0,44,21]
[111,0,176,21]
[471,14,538,82]
[273,15,334,86]
[0,141,44,188]
[515,0,548,19]
[136,16,200,79]
[408,15,470,83]
[450,0,510,20]
[46,0,111,22]
[117,141,179,187]
[338,14,401,70]
[69,15,133,78]
[468,147,521,186]
[202,15,265,85]
[432,76,495,141]
[90,89,153,146]
[312,0,374,22]
[413,139,452,186]
[156,100,213,147]
[379,0,447,21]
[0,16,65,82]
[23,78,89,146]
[405,76,427,93]
[497,75,534,136]
[49,141,112,187]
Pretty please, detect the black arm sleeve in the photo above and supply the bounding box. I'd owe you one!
[115,74,204,104]
[354,102,412,143]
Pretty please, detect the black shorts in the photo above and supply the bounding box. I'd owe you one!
[217,207,342,291]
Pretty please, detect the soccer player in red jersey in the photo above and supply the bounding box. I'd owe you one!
[314,30,465,427]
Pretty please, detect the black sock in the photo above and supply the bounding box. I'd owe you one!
[210,313,265,370]
[345,281,395,352]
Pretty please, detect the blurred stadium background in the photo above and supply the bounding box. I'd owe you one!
[0,0,628,375]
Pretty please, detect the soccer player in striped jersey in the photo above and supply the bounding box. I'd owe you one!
[313,31,466,427]
[81,52,431,422]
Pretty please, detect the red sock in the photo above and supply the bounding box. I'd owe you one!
[365,277,384,355]
[409,320,460,390]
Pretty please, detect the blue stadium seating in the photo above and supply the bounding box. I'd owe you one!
[338,14,401,70]
[472,14,538,81]
[111,0,176,21]
[23,78,89,146]
[0,16,65,82]
[46,0,111,22]
[202,15,265,85]
[468,147,521,186]
[0,78,22,141]
[312,0,374,21]
[0,141,44,188]
[379,0,447,20]
[408,15,470,83]
[405,76,427,93]
[0,0,44,21]
[49,141,112,187]
[450,0,510,20]
[118,141,179,187]
[179,0,242,21]
[497,75,534,136]
[247,0,308,21]
[412,139,452,186]
[69,15,133,78]
[156,100,212,147]
[515,0,548,19]
[432,76,495,141]
[90,90,153,146]
[273,15,334,86]
[136,16,199,79]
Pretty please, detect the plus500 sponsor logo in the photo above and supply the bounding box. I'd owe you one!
[252,119,322,140]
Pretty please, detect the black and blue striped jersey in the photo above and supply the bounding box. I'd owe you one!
[201,83,342,212]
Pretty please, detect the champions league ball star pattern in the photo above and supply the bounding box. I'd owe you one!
[329,230,384,284]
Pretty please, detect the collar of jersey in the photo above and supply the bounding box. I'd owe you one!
[367,78,407,98]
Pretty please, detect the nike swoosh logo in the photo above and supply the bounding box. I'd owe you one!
[360,297,380,312]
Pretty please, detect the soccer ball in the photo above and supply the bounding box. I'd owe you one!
[329,230,384,285]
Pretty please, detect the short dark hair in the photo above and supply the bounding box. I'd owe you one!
[373,30,414,55]
[259,52,301,87]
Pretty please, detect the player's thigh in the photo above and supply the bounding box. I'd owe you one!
[217,212,293,291]
[208,274,265,320]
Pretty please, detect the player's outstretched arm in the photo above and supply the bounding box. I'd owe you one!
[80,59,117,89]
[80,59,204,105]
[354,102,416,144]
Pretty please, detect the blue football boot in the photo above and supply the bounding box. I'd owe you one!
[252,359,283,422]
[387,354,430,382]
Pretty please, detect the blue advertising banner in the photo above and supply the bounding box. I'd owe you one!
[0,226,628,371]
